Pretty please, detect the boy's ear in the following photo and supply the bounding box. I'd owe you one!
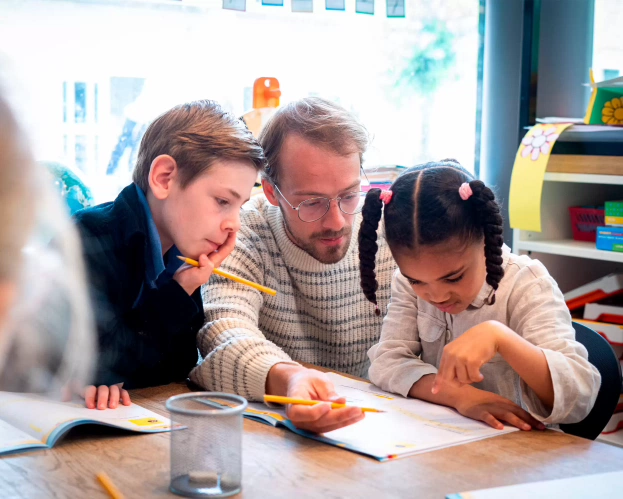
[262,179,279,207]
[149,155,178,200]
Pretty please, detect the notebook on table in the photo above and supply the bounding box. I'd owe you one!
[245,373,518,461]
[0,391,181,456]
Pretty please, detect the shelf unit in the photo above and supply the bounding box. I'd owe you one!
[512,154,623,293]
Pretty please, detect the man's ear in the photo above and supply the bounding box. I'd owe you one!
[148,155,178,200]
[262,178,279,207]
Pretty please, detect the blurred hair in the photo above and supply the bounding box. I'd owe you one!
[0,87,95,395]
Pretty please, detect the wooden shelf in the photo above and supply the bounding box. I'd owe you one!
[543,172,623,185]
[514,239,623,263]
[547,155,623,175]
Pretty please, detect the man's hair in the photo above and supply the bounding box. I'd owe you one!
[133,100,266,192]
[259,97,369,186]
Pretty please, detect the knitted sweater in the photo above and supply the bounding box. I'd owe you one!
[190,196,395,401]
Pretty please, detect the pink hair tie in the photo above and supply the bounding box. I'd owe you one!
[379,190,393,204]
[458,183,473,201]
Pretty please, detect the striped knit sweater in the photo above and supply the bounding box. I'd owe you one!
[189,195,395,401]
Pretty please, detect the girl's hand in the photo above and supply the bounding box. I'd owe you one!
[432,320,507,394]
[83,383,131,410]
[174,232,237,295]
[455,388,545,431]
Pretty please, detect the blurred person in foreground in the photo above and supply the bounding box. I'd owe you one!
[0,87,95,396]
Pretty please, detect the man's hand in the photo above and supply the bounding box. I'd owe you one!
[266,364,364,433]
[174,232,237,295]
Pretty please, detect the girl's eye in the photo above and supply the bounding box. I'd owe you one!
[216,198,229,207]
[446,274,464,284]
[405,276,421,286]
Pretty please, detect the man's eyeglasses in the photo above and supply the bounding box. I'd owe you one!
[273,185,368,223]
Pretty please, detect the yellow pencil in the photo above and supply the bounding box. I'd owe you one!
[176,256,277,296]
[264,395,385,413]
[96,472,124,499]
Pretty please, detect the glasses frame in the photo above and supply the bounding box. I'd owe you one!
[272,169,371,223]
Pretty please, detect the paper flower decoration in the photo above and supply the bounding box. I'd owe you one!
[521,127,559,161]
[602,97,623,125]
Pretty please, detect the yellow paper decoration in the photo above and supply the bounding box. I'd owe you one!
[509,123,574,232]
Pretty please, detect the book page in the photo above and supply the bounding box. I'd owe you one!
[247,373,517,460]
[0,392,180,447]
[0,418,46,454]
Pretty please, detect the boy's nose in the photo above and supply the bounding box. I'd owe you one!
[223,214,241,233]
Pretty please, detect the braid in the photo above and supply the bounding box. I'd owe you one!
[358,188,384,315]
[467,180,504,304]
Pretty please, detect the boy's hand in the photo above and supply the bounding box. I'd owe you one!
[432,320,507,394]
[84,383,131,410]
[455,388,545,431]
[174,233,237,295]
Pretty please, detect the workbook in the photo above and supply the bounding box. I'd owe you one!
[0,391,180,456]
[245,373,518,461]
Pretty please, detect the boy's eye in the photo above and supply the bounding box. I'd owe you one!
[216,198,229,207]
[446,274,464,284]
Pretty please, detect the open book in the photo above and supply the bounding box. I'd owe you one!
[246,373,518,461]
[0,391,180,456]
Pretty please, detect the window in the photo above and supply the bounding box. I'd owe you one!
[0,0,481,202]
[593,0,623,82]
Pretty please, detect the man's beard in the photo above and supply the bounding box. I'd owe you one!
[283,218,352,264]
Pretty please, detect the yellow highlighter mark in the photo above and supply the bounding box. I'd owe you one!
[129,417,164,426]
[29,424,42,433]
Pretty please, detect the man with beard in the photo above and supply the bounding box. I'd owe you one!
[190,98,395,433]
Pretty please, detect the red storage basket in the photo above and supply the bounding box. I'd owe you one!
[569,206,605,242]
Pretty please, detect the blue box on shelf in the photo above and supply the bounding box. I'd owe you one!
[596,226,623,252]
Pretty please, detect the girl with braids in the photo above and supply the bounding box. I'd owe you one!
[360,160,600,430]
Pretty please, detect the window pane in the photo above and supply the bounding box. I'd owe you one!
[593,0,623,81]
[0,0,481,203]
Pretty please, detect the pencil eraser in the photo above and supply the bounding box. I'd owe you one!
[188,471,219,485]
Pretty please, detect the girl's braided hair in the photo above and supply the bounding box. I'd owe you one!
[358,160,504,311]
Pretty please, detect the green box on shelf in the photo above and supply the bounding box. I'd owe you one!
[584,75,623,125]
[605,200,623,226]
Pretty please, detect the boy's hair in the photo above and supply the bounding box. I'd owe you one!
[358,160,504,310]
[133,100,266,192]
[259,97,369,186]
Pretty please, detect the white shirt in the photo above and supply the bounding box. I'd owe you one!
[368,245,600,425]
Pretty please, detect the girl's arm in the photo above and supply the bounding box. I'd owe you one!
[434,264,601,425]
[368,270,438,397]
[495,322,554,409]
[434,321,554,408]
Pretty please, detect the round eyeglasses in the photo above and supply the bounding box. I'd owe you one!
[273,184,367,223]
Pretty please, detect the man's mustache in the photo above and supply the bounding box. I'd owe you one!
[310,229,350,240]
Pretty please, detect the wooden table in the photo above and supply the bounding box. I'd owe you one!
[2,382,623,499]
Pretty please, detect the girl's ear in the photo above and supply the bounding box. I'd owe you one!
[148,155,178,200]
[262,179,279,207]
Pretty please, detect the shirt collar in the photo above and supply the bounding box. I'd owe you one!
[470,244,512,309]
[134,184,182,287]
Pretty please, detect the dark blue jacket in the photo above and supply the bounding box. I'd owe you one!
[74,184,202,389]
